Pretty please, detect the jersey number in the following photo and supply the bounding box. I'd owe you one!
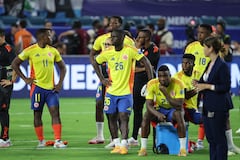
[115,62,123,70]
[199,58,206,65]
[42,59,48,67]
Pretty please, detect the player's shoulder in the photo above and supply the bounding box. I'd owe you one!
[172,77,185,87]
[148,78,158,86]
[96,32,110,40]
[185,40,201,48]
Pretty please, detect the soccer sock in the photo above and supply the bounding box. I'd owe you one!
[113,138,120,147]
[52,124,62,140]
[198,124,205,141]
[34,126,44,141]
[121,139,127,147]
[226,129,234,150]
[96,122,104,140]
[179,137,186,150]
[140,138,148,149]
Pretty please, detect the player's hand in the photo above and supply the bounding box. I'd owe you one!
[159,85,167,93]
[24,78,35,85]
[102,78,112,87]
[157,112,166,122]
[0,79,12,87]
[54,83,63,93]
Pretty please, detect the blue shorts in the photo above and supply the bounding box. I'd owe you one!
[184,108,202,124]
[96,82,105,101]
[103,93,133,114]
[30,85,59,110]
[157,107,175,122]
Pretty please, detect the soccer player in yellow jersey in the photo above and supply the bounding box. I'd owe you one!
[185,24,212,80]
[92,29,153,155]
[89,16,135,147]
[174,54,203,152]
[11,28,67,148]
[138,65,187,157]
[184,24,212,149]
[185,24,240,155]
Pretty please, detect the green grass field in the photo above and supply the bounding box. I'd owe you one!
[0,97,240,160]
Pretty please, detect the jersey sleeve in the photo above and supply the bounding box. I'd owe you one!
[145,80,155,100]
[18,50,29,61]
[53,48,62,62]
[95,52,107,64]
[92,36,102,51]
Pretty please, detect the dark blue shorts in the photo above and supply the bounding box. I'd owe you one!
[30,85,59,110]
[103,93,133,114]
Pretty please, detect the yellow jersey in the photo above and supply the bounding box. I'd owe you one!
[96,45,144,96]
[174,70,201,109]
[185,41,210,80]
[146,77,185,109]
[18,44,62,90]
[93,32,135,52]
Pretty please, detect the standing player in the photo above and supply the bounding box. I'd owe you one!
[11,28,67,148]
[0,29,17,147]
[185,24,240,155]
[184,24,212,149]
[128,29,160,146]
[89,16,135,147]
[138,65,187,156]
[92,29,153,154]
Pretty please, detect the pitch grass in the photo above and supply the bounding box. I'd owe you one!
[0,97,240,160]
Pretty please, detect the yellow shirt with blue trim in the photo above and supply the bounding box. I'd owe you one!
[146,77,185,109]
[174,70,201,109]
[96,45,144,96]
[93,32,135,52]
[18,44,62,90]
[185,41,210,80]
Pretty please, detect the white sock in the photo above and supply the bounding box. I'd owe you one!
[179,137,186,150]
[96,122,104,140]
[113,138,120,147]
[226,129,234,150]
[121,139,127,147]
[140,138,148,149]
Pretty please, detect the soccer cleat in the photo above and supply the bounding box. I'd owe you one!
[119,146,128,155]
[88,137,105,144]
[236,128,240,134]
[228,151,236,156]
[178,148,187,156]
[37,140,46,148]
[105,141,115,149]
[229,145,240,154]
[138,148,147,156]
[128,137,139,146]
[0,139,10,148]
[195,140,204,150]
[110,146,121,154]
[54,139,67,148]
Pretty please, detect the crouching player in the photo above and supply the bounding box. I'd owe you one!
[138,65,187,156]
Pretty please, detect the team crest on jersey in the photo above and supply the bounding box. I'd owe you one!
[103,105,109,111]
[122,54,128,60]
[110,57,115,61]
[34,102,39,108]
[35,53,40,57]
[48,52,52,57]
